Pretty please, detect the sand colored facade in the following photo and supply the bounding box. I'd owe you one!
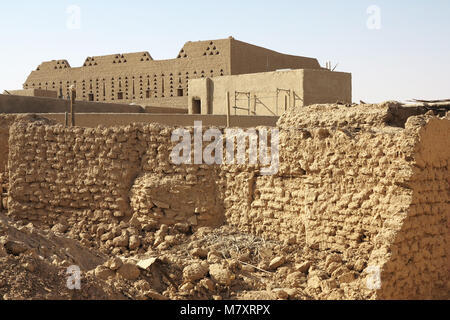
[188,69,351,115]
[1,102,448,299]
[23,38,321,109]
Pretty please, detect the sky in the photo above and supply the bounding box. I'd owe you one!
[0,0,449,103]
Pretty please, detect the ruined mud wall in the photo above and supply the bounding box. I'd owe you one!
[7,122,223,229]
[0,115,18,208]
[220,104,448,299]
[0,115,17,174]
[368,116,450,299]
[0,115,56,206]
[224,104,430,247]
[222,126,418,251]
[4,103,449,299]
[222,106,449,299]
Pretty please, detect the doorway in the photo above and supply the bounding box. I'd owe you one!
[192,98,201,114]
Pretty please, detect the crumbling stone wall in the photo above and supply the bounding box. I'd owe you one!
[0,115,56,210]
[221,104,449,299]
[7,122,223,227]
[8,124,142,224]
[223,104,426,249]
[3,103,449,299]
[368,116,450,299]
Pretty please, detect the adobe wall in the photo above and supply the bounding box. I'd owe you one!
[4,103,449,299]
[0,115,17,174]
[303,69,352,105]
[276,104,447,299]
[230,39,320,75]
[189,70,303,116]
[0,114,56,179]
[0,113,278,183]
[6,122,226,258]
[144,106,188,114]
[188,69,352,116]
[368,116,450,299]
[0,94,144,114]
[5,89,57,99]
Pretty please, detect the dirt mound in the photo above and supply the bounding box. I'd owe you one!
[0,213,128,299]
[1,211,379,300]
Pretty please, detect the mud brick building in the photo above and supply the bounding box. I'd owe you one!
[23,37,322,110]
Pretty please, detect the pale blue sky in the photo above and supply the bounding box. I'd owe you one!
[0,0,449,102]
